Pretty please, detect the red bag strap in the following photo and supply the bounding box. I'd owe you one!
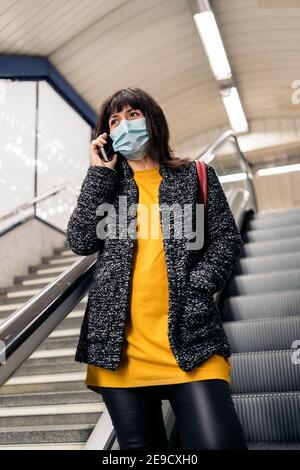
[195,160,207,214]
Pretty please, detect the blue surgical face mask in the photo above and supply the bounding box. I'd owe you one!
[109,117,149,161]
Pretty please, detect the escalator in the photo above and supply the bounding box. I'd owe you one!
[220,207,300,450]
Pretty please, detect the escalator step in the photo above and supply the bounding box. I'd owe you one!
[241,237,300,258]
[223,315,300,353]
[236,252,300,274]
[246,213,300,230]
[227,269,300,295]
[230,350,299,393]
[246,442,300,450]
[222,289,300,321]
[244,224,300,243]
[233,392,300,442]
[253,207,300,219]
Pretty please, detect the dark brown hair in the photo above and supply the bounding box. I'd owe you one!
[92,87,191,169]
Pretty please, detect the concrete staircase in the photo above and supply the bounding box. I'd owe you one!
[0,245,104,450]
[2,207,300,450]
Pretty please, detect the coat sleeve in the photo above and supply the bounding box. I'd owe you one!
[188,164,244,295]
[66,165,117,256]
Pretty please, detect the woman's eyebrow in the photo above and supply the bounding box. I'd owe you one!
[110,108,135,120]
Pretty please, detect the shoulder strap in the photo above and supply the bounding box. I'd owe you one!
[195,160,207,214]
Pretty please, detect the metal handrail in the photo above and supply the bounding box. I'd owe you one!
[0,253,97,385]
[0,182,78,223]
[199,129,258,212]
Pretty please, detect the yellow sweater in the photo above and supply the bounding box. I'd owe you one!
[85,166,231,388]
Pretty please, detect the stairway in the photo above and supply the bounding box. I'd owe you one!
[0,245,105,450]
[2,207,300,450]
[221,207,300,450]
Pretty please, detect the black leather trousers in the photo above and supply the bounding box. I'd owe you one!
[99,379,248,450]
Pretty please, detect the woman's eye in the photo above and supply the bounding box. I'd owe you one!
[130,111,138,118]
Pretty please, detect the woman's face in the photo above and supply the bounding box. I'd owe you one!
[108,104,144,133]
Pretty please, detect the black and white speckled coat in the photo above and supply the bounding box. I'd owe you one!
[66,156,243,372]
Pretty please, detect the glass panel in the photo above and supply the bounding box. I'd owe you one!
[36,81,92,231]
[206,139,249,198]
[0,79,36,231]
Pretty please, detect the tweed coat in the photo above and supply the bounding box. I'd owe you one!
[66,156,243,372]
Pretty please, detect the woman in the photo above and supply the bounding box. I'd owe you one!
[66,87,248,450]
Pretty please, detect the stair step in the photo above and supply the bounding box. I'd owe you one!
[0,390,101,407]
[0,303,23,314]
[0,442,86,450]
[29,348,76,360]
[223,315,300,353]
[42,256,79,265]
[53,248,76,256]
[227,269,300,296]
[56,317,83,330]
[35,336,80,351]
[233,392,300,442]
[15,361,85,376]
[1,373,86,394]
[1,282,65,295]
[1,287,41,298]
[48,328,80,338]
[230,350,299,393]
[30,266,75,275]
[0,307,84,324]
[0,403,104,427]
[0,424,94,445]
[222,289,300,321]
[19,277,57,286]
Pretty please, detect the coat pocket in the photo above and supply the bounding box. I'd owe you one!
[179,286,215,344]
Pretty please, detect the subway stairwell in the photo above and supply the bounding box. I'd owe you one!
[0,207,300,449]
[0,245,104,450]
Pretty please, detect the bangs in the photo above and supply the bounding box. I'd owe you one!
[107,89,145,119]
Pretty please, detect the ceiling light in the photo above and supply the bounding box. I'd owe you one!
[219,173,248,183]
[257,163,300,176]
[193,10,232,80]
[220,87,249,134]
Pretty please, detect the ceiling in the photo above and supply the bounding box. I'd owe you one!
[1,0,300,148]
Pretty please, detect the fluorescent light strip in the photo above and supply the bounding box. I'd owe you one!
[257,163,300,176]
[193,11,232,80]
[221,87,249,133]
[219,173,248,183]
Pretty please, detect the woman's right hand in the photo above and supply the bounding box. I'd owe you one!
[90,132,117,169]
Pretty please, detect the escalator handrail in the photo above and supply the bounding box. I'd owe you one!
[199,129,258,212]
[0,183,80,223]
[0,252,97,383]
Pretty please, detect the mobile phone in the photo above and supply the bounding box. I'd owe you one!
[99,133,115,162]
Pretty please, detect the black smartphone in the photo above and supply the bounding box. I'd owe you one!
[99,133,115,162]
